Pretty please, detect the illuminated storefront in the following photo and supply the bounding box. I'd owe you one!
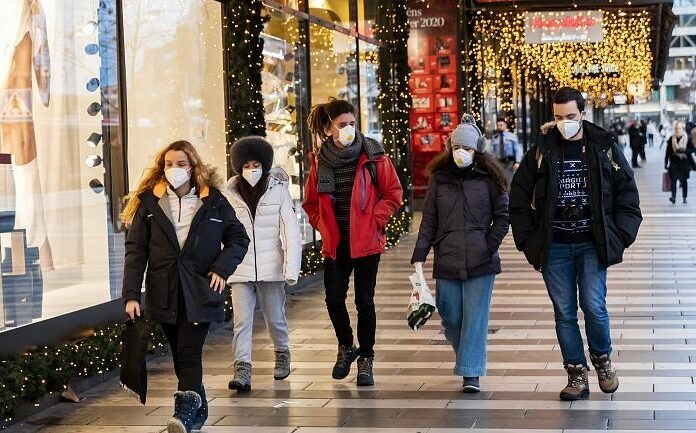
[406,0,674,197]
[0,0,380,346]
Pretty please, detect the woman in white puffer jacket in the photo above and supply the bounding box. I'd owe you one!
[223,136,302,393]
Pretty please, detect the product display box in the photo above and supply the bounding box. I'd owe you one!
[410,113,434,132]
[412,132,442,153]
[409,75,434,94]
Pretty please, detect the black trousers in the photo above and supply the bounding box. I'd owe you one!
[631,148,640,167]
[161,320,210,392]
[670,174,688,200]
[324,240,380,358]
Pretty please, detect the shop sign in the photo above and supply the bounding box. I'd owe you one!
[525,11,603,44]
[614,94,627,105]
[407,7,448,29]
[571,63,620,78]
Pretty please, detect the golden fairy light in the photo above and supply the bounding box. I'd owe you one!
[471,9,654,107]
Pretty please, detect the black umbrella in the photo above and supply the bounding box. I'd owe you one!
[119,318,150,404]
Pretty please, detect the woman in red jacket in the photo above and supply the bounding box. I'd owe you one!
[303,100,403,386]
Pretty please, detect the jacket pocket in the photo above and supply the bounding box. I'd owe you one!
[145,270,169,309]
[465,229,490,269]
[522,229,544,268]
[198,275,224,307]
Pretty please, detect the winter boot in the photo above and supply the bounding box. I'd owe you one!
[274,349,291,380]
[191,384,208,432]
[332,345,358,380]
[356,356,374,386]
[590,353,620,394]
[228,361,252,392]
[560,364,590,401]
[167,390,202,433]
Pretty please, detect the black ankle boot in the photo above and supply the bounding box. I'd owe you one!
[191,384,207,432]
[168,391,201,433]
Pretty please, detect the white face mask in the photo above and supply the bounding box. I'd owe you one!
[165,167,191,189]
[453,149,474,168]
[242,168,263,187]
[337,125,356,147]
[557,119,582,140]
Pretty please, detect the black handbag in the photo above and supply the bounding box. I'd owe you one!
[119,317,150,404]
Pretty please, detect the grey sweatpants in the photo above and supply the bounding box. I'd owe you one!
[230,281,290,364]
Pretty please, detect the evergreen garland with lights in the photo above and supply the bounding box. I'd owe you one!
[223,0,269,177]
[375,0,413,243]
[0,323,167,426]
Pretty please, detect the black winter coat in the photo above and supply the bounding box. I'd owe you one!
[664,136,696,181]
[510,121,642,271]
[411,163,510,280]
[122,184,250,324]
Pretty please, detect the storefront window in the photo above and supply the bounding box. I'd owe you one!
[359,41,381,141]
[358,0,377,37]
[122,0,226,187]
[261,7,313,244]
[310,24,358,108]
[308,0,353,31]
[0,0,119,331]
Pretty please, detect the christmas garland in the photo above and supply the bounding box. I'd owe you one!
[0,324,167,426]
[376,0,414,243]
[223,0,269,177]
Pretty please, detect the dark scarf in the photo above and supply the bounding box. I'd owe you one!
[317,132,384,193]
[236,173,269,218]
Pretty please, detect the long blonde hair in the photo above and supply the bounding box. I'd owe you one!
[120,140,222,226]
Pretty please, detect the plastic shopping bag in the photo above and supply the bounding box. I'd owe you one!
[407,268,436,331]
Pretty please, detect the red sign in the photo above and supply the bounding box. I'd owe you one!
[531,15,598,30]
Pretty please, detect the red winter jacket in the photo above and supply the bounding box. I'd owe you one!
[303,149,403,259]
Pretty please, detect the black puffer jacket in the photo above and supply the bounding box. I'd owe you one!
[411,162,510,280]
[510,121,642,271]
[122,184,249,324]
[665,136,696,181]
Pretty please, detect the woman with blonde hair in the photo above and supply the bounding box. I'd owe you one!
[121,140,249,433]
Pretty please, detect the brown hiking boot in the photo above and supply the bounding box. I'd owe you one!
[591,353,619,394]
[560,364,590,401]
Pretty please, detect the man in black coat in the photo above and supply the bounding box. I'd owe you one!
[510,87,642,402]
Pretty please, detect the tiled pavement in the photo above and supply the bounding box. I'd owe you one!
[8,144,696,432]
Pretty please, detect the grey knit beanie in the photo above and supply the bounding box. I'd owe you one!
[450,114,487,152]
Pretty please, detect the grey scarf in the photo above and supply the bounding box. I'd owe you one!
[317,132,385,193]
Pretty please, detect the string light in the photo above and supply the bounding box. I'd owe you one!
[0,324,167,426]
[469,9,654,109]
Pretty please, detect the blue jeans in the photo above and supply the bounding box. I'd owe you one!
[543,242,612,367]
[436,275,495,377]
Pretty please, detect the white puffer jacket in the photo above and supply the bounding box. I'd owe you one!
[223,168,302,285]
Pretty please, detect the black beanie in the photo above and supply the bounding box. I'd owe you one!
[230,136,274,175]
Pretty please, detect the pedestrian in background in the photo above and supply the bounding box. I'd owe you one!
[489,118,523,182]
[303,100,403,386]
[411,114,510,393]
[510,87,642,402]
[665,122,696,204]
[121,141,249,433]
[223,136,302,393]
[628,120,643,168]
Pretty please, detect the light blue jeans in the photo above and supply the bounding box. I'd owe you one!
[435,274,495,377]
